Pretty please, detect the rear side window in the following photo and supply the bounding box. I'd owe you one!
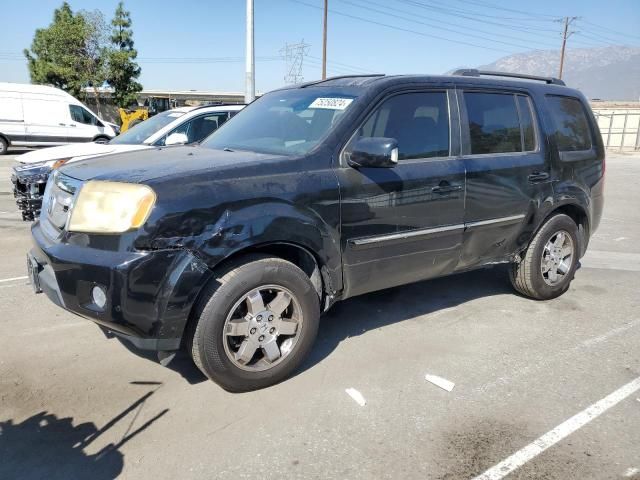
[464,92,525,154]
[354,91,450,160]
[546,96,592,151]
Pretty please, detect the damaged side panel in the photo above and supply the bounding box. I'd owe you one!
[135,165,343,295]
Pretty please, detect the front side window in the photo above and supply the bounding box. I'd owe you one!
[163,112,230,145]
[69,105,98,125]
[349,92,450,161]
[546,95,592,151]
[201,89,358,155]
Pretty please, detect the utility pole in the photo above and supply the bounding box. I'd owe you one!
[322,0,328,80]
[558,16,578,80]
[245,0,255,103]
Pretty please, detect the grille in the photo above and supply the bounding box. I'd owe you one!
[41,171,82,232]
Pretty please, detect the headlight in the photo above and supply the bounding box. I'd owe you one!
[68,181,156,233]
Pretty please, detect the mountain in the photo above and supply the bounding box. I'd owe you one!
[475,46,640,101]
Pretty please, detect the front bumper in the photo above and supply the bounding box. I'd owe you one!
[11,165,50,221]
[30,222,213,351]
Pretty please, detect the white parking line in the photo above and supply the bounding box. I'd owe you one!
[581,251,640,272]
[0,275,28,283]
[473,376,640,480]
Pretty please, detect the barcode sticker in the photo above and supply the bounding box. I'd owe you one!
[309,97,354,110]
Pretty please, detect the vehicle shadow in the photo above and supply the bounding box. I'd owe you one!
[0,388,169,480]
[299,266,513,375]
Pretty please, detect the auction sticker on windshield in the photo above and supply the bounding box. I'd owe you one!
[309,97,354,110]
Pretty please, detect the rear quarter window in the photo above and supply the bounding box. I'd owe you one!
[546,95,592,151]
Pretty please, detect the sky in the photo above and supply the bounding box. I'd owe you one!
[1,0,638,93]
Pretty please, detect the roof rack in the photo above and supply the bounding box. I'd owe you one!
[452,69,566,86]
[300,74,385,88]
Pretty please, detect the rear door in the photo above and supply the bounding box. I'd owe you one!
[338,89,466,297]
[457,88,552,268]
[0,91,25,144]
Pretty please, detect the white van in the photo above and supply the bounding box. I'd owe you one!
[0,82,117,154]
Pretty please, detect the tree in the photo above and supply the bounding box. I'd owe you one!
[24,2,110,115]
[24,3,89,97]
[107,2,142,108]
[79,10,110,116]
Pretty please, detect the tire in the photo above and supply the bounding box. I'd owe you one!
[0,136,8,155]
[509,213,579,300]
[93,136,110,144]
[189,254,320,392]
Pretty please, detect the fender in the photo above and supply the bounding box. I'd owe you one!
[136,199,343,295]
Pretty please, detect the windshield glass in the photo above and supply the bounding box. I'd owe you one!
[201,89,358,155]
[109,110,186,145]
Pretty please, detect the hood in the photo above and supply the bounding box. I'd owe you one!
[16,143,149,165]
[59,145,287,184]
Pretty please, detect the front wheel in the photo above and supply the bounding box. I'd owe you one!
[189,255,320,392]
[0,136,8,155]
[509,213,579,300]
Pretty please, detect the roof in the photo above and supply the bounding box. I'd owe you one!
[0,82,76,99]
[292,73,576,95]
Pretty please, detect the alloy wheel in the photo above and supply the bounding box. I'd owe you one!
[541,230,574,286]
[222,285,303,371]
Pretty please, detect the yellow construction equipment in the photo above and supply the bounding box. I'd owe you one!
[118,107,149,132]
[118,96,177,132]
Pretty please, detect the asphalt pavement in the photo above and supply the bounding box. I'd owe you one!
[0,149,638,480]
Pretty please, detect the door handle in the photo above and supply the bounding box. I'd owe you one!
[432,182,463,194]
[58,123,66,126]
[528,171,550,183]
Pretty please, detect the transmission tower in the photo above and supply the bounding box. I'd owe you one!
[280,40,310,84]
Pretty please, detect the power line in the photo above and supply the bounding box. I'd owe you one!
[580,19,640,41]
[340,0,559,50]
[448,0,560,20]
[396,0,562,34]
[289,0,515,53]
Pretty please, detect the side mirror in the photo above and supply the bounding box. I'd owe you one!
[347,137,399,168]
[165,132,189,146]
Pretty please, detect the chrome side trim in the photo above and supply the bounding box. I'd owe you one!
[466,214,526,228]
[348,214,526,247]
[350,224,464,246]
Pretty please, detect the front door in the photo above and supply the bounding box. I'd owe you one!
[457,89,553,268]
[67,104,100,142]
[338,89,466,297]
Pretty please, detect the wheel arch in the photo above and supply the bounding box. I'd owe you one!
[535,202,590,258]
[181,241,332,352]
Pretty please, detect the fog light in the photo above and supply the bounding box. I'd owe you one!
[91,285,107,309]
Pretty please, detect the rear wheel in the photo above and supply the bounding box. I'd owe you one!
[93,136,110,144]
[0,136,8,155]
[189,255,320,392]
[509,214,579,300]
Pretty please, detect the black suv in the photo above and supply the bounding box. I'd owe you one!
[28,71,604,391]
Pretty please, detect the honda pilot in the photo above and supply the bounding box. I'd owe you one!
[28,71,605,391]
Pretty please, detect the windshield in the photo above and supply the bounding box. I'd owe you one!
[201,89,358,155]
[109,110,186,145]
